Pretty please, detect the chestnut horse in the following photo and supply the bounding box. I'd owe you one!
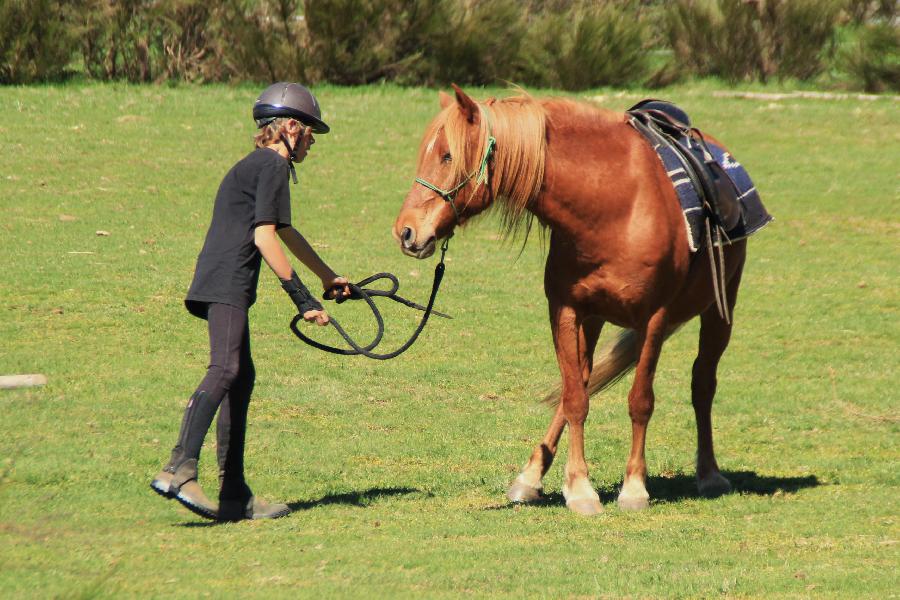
[393,86,748,515]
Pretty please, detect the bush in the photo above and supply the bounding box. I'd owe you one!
[75,0,155,82]
[840,21,900,92]
[74,0,231,83]
[844,0,898,24]
[665,0,844,83]
[762,0,844,80]
[523,1,650,90]
[0,0,75,84]
[153,0,231,82]
[303,0,449,85]
[425,0,529,86]
[216,0,308,83]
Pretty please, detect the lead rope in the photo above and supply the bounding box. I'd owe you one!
[289,235,452,360]
[295,104,495,359]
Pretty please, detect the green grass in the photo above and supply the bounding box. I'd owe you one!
[0,82,897,598]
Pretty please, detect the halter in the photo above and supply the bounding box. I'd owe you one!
[414,105,496,226]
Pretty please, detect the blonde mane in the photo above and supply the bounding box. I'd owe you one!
[422,93,547,236]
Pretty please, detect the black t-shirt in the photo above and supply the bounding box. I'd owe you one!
[185,148,292,318]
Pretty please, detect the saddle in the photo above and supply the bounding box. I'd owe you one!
[627,100,742,232]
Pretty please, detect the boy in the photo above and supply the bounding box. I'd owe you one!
[150,82,349,521]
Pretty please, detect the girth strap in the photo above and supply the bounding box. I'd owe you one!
[628,110,732,323]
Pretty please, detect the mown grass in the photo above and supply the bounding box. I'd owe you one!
[0,83,897,598]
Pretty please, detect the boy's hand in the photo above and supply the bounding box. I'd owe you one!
[302,308,329,326]
[323,275,352,300]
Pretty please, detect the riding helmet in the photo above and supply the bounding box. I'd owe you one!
[253,82,330,133]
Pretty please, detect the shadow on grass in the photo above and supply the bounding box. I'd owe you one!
[178,486,424,527]
[487,470,822,510]
[287,486,425,511]
[607,470,821,504]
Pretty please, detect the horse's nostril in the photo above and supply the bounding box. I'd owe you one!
[401,226,415,248]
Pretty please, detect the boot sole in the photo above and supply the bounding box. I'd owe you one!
[251,506,291,520]
[217,499,292,521]
[150,480,218,521]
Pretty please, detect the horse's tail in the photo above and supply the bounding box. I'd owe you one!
[542,325,683,407]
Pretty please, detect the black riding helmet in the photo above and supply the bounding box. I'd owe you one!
[253,82,330,134]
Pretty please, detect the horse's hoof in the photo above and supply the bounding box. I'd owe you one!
[617,493,650,511]
[698,472,732,498]
[507,481,543,504]
[566,497,604,516]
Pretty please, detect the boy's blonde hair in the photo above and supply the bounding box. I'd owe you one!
[254,118,298,148]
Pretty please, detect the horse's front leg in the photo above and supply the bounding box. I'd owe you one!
[618,307,669,510]
[554,305,604,515]
[507,317,602,504]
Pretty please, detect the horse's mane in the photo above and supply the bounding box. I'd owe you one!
[425,93,548,237]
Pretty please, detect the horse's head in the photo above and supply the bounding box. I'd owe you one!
[393,85,496,259]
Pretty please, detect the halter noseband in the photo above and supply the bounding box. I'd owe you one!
[414,106,496,225]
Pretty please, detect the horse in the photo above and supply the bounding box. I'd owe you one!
[393,85,752,516]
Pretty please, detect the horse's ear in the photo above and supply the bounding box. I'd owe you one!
[451,83,478,124]
[439,91,452,109]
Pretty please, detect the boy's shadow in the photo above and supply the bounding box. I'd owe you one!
[178,486,423,527]
[287,486,424,511]
[494,470,822,508]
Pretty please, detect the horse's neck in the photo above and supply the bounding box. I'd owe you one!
[525,102,632,238]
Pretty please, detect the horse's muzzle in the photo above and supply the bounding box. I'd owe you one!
[401,236,436,259]
[396,225,437,259]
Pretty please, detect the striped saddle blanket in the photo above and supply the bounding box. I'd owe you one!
[627,100,773,252]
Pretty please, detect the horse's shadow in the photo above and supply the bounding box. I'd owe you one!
[178,486,422,527]
[493,470,822,509]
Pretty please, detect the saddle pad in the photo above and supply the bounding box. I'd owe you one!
[633,114,773,252]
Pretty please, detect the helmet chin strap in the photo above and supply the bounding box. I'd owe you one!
[279,133,299,184]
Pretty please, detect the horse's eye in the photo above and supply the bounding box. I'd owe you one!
[442,152,452,163]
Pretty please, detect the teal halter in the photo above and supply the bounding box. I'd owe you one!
[414,107,496,225]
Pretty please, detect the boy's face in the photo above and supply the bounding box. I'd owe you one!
[288,121,314,163]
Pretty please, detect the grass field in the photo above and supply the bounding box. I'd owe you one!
[1,82,898,598]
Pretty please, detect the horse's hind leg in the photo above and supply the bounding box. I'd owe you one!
[618,308,669,511]
[507,316,603,504]
[507,402,565,503]
[693,257,745,497]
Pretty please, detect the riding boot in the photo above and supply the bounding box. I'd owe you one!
[219,492,291,521]
[218,465,290,521]
[150,457,218,520]
[150,390,220,520]
[216,396,290,521]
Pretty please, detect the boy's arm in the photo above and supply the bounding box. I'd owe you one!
[277,226,349,297]
[255,224,328,325]
[255,224,293,280]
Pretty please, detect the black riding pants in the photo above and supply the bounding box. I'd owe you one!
[169,303,254,499]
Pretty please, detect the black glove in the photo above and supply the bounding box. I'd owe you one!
[280,271,323,315]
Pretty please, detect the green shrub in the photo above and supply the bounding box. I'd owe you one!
[74,0,156,82]
[762,0,844,80]
[844,0,898,24]
[153,0,231,82]
[523,1,650,90]
[426,0,529,86]
[304,0,449,85]
[73,0,231,83]
[216,0,308,83]
[0,0,75,84]
[840,21,900,92]
[665,0,843,83]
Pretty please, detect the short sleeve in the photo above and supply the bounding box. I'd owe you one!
[254,158,292,228]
